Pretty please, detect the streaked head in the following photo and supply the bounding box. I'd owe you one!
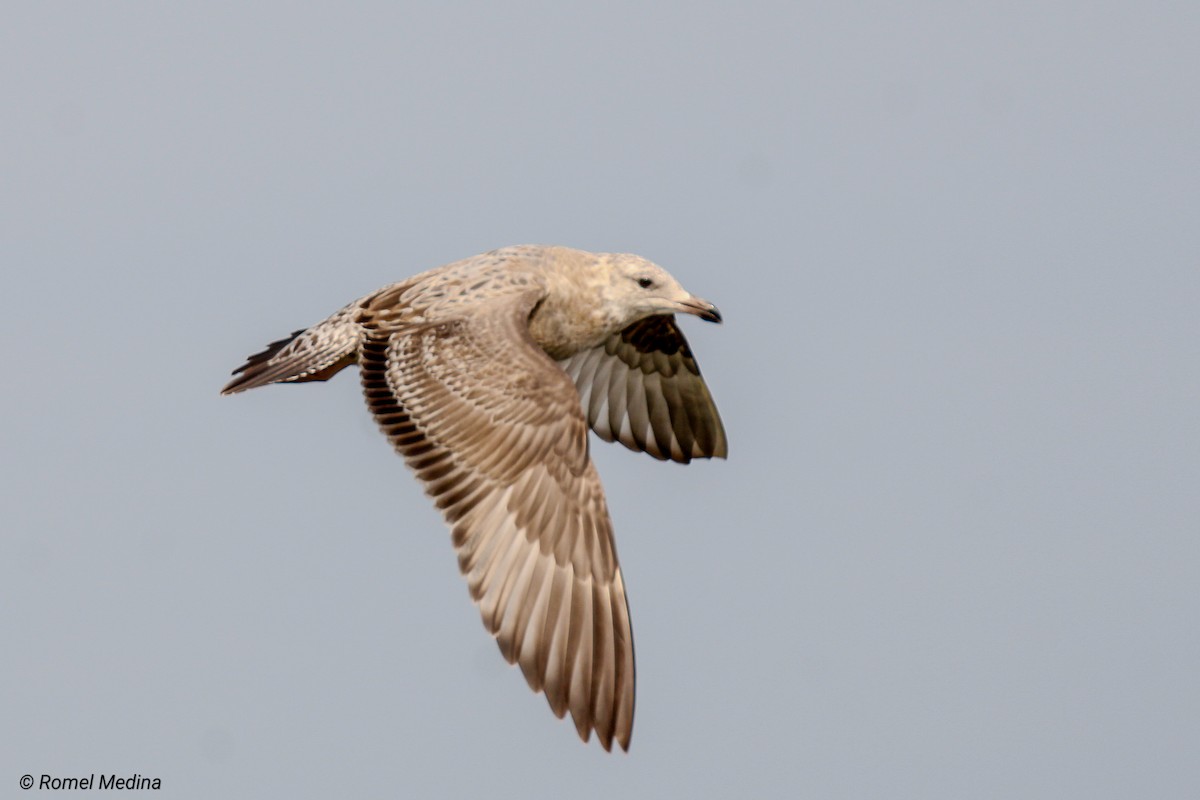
[598,253,722,327]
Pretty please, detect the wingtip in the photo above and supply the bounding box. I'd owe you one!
[583,722,630,753]
[611,721,632,752]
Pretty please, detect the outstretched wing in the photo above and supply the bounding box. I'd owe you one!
[559,314,727,463]
[360,291,636,751]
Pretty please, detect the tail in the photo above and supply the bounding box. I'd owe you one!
[221,306,362,395]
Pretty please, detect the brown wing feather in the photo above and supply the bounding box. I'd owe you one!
[359,294,636,751]
[560,314,727,463]
[221,304,362,395]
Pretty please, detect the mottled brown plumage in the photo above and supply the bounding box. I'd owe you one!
[222,245,725,751]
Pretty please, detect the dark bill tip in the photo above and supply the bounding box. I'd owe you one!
[679,297,722,323]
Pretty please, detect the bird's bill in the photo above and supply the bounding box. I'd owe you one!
[676,296,722,323]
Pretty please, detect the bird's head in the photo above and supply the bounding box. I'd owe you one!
[598,254,722,328]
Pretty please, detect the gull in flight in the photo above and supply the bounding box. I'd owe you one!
[222,245,726,750]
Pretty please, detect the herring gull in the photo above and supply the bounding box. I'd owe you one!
[221,244,726,751]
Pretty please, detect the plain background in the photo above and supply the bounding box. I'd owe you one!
[3,3,1197,798]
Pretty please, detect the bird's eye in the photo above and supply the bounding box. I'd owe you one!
[636,277,654,289]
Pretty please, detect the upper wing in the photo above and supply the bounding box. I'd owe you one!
[360,291,636,751]
[559,315,727,463]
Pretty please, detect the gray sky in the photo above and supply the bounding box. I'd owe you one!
[3,3,1197,798]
